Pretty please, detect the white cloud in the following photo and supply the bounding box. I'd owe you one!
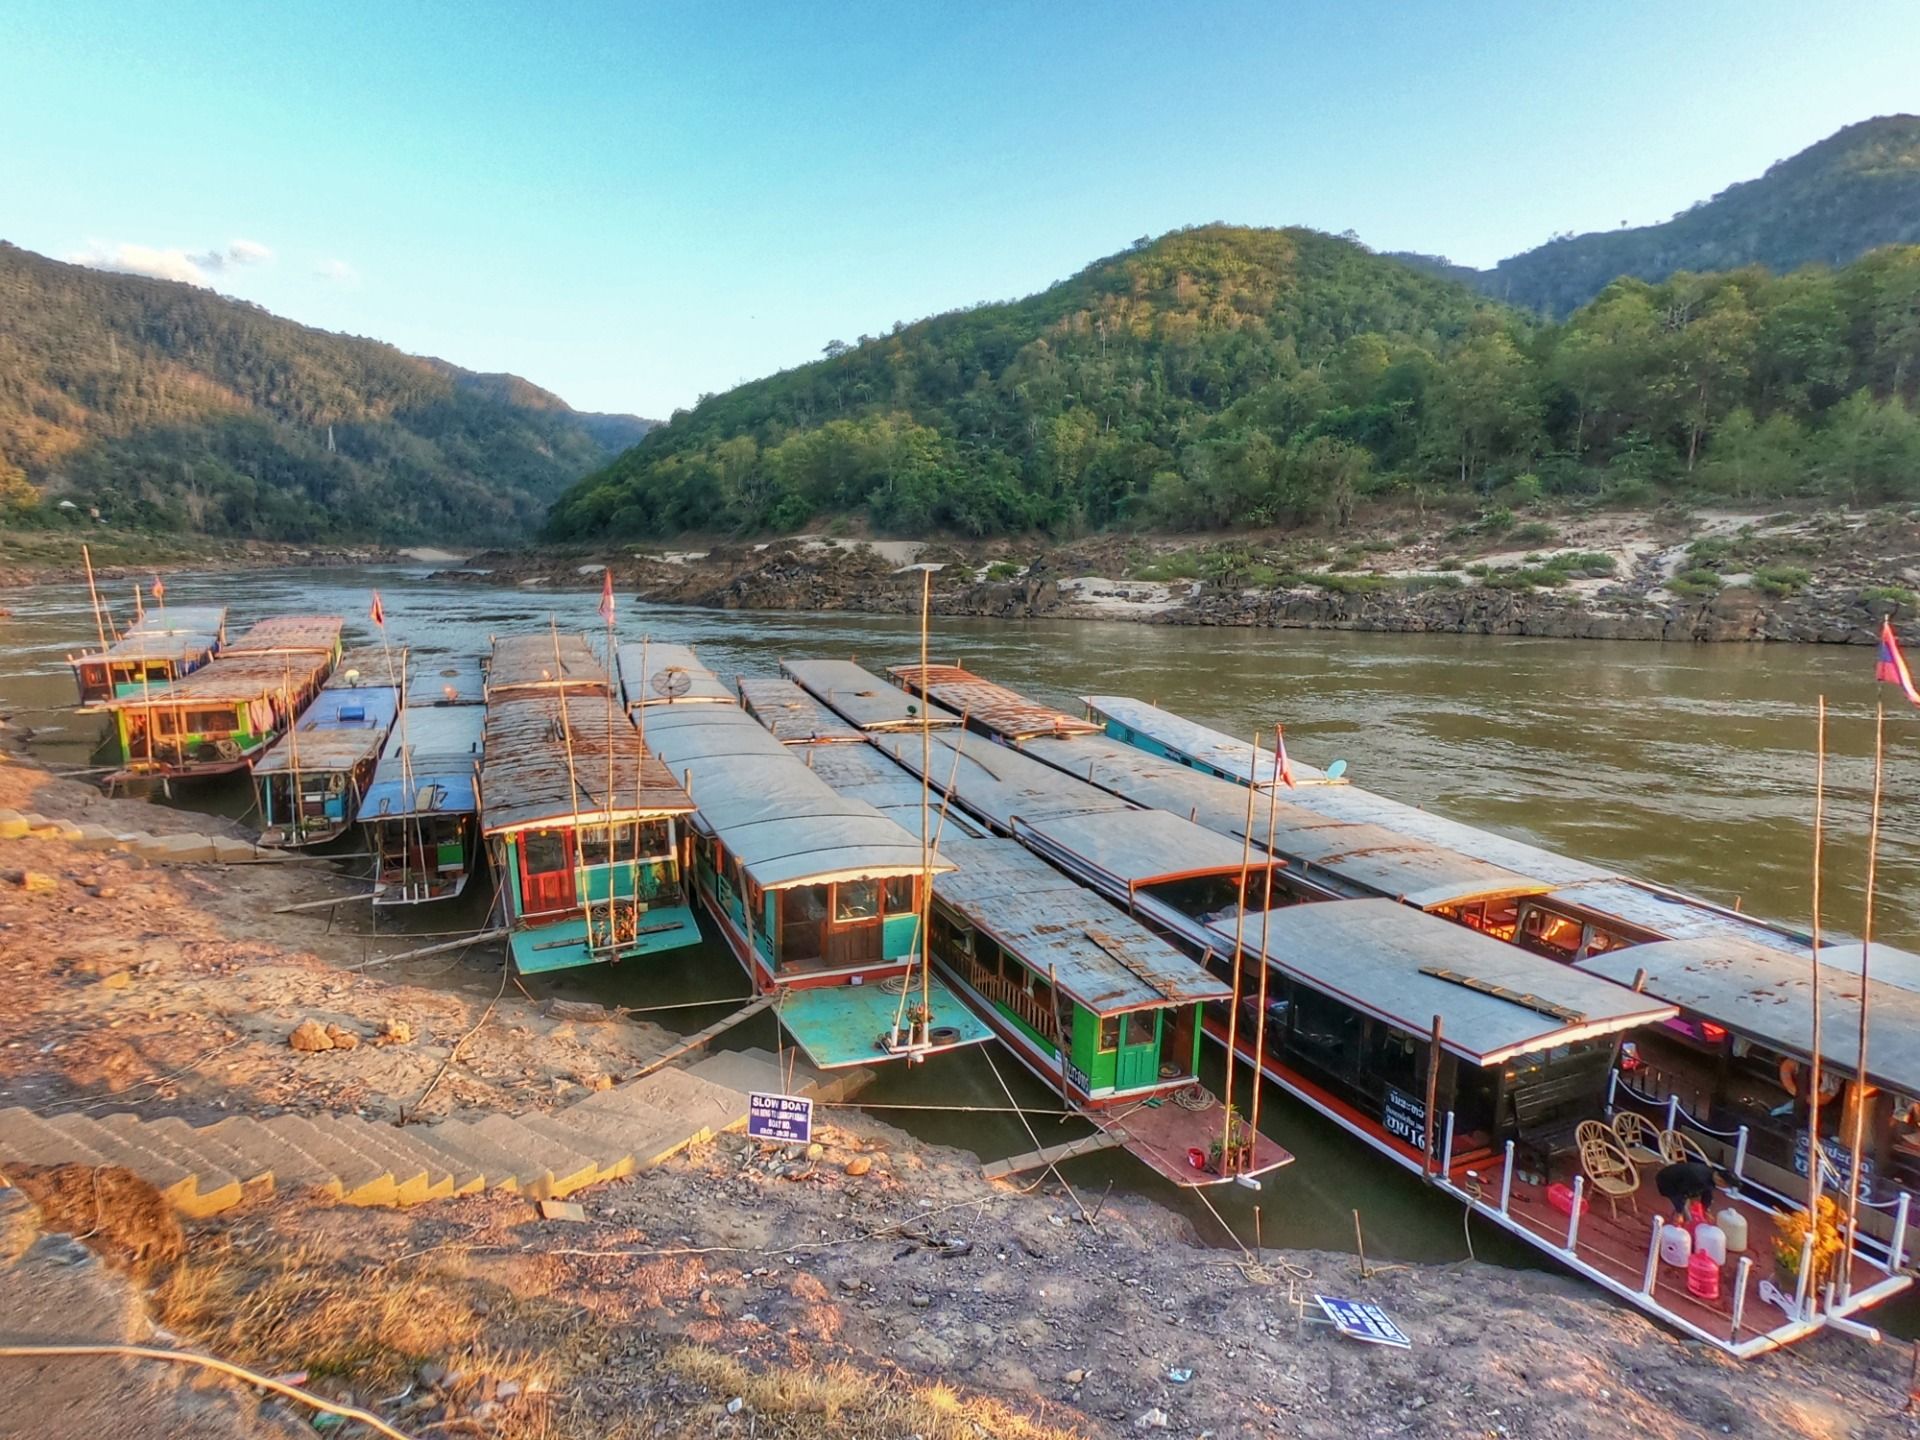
[67,237,275,287]
[314,257,360,287]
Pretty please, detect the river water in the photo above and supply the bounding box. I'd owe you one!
[3,563,1915,1274]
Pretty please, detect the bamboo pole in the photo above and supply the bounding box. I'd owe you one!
[1220,750,1260,1167]
[82,544,108,649]
[1807,696,1828,1227]
[917,571,934,1048]
[1248,724,1284,1141]
[1843,700,1886,1292]
[1423,1015,1444,1177]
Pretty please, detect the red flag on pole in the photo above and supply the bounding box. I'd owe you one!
[1878,617,1920,706]
[1274,726,1296,788]
[369,590,386,628]
[150,575,165,601]
[598,568,616,627]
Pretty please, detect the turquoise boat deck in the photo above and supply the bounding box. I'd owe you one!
[508,904,703,974]
[775,974,994,1069]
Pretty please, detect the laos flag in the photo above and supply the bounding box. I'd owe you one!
[1878,618,1920,706]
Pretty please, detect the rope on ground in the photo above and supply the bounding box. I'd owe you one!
[402,957,510,1122]
[0,1344,418,1440]
[42,1039,248,1113]
[981,1046,1094,1228]
[814,1100,1079,1118]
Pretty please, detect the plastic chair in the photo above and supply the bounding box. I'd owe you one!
[1576,1120,1641,1219]
[1612,1111,1665,1168]
[1659,1128,1711,1166]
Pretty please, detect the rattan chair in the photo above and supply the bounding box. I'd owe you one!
[1612,1111,1665,1168]
[1659,1127,1711,1166]
[1576,1119,1641,1219]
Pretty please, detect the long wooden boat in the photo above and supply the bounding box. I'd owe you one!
[640,649,992,1070]
[618,640,736,715]
[101,615,342,784]
[790,736,1290,1186]
[68,605,228,709]
[479,634,701,973]
[361,704,486,906]
[254,683,401,849]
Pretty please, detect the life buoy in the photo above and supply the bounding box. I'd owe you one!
[1780,1057,1844,1101]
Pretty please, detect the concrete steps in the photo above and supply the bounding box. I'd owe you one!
[0,808,265,865]
[0,1046,856,1219]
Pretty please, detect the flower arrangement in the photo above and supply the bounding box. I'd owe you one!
[1774,1196,1845,1291]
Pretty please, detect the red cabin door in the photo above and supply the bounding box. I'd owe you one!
[519,829,576,915]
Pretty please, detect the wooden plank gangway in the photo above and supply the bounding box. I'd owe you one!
[981,1129,1125,1180]
[628,995,777,1081]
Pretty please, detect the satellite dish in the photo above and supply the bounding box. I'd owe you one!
[651,666,693,699]
[1326,759,1349,780]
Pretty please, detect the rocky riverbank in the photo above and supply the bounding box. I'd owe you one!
[0,533,399,589]
[437,505,1920,643]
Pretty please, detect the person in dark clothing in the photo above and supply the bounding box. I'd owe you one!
[1654,1160,1718,1222]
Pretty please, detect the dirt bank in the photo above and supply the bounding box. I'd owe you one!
[436,506,1920,643]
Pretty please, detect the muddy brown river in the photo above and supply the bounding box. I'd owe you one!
[3,563,1914,1282]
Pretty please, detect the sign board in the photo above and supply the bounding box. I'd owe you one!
[747,1092,813,1146]
[1381,1086,1430,1153]
[1315,1295,1412,1349]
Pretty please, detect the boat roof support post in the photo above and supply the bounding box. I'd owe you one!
[1424,1013,1444,1178]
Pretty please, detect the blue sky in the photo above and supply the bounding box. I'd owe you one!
[4,1,1915,417]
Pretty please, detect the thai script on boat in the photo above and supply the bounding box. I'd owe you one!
[1381,1085,1430,1152]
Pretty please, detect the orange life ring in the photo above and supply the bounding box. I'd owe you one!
[1780,1057,1844,1101]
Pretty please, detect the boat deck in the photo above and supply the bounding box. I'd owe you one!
[1453,1148,1904,1348]
[773,976,995,1070]
[1097,1090,1294,1189]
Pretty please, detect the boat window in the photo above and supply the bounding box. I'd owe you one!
[834,880,880,923]
[1098,1016,1121,1052]
[882,875,916,917]
[522,830,569,876]
[1517,906,1584,960]
[188,708,235,734]
[1582,926,1628,956]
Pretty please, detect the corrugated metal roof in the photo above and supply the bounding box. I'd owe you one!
[645,703,949,889]
[783,657,965,731]
[1818,941,1920,995]
[889,663,1100,740]
[1084,695,1327,785]
[255,727,388,775]
[1020,733,1543,908]
[783,739,1221,1012]
[408,655,486,706]
[127,606,227,638]
[618,642,736,709]
[1229,899,1677,1065]
[866,727,1130,832]
[299,686,401,732]
[480,692,690,835]
[78,626,223,665]
[225,616,344,656]
[325,645,405,690]
[103,652,334,707]
[1014,807,1265,887]
[1549,879,1813,949]
[1578,937,1920,1094]
[362,705,484,817]
[487,633,609,699]
[739,678,865,744]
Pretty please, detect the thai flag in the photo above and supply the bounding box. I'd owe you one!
[598,567,616,627]
[1879,618,1920,705]
[1275,726,1296,788]
[369,590,386,628]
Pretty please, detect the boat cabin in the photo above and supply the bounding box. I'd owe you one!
[360,704,485,905]
[738,677,865,745]
[103,649,335,780]
[889,662,1100,742]
[480,685,699,974]
[325,645,405,695]
[69,605,228,708]
[253,685,401,848]
[618,641,736,714]
[409,655,486,707]
[485,633,608,701]
[782,658,966,733]
[222,616,345,662]
[1084,694,1329,786]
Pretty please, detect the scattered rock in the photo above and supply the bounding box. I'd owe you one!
[805,1142,825,1161]
[288,1018,334,1052]
[582,1072,613,1091]
[8,870,57,893]
[1136,1407,1170,1430]
[377,1019,413,1046]
[537,1200,587,1222]
[324,1024,360,1051]
[843,1154,873,1177]
[1064,1368,1087,1385]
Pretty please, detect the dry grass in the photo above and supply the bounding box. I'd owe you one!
[660,1345,1088,1440]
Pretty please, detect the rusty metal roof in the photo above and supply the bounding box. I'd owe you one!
[127,605,228,639]
[254,727,389,775]
[782,658,965,731]
[479,692,691,835]
[486,633,609,699]
[738,678,865,744]
[103,652,334,707]
[408,654,487,706]
[76,626,223,667]
[325,645,405,690]
[224,616,344,656]
[888,663,1100,740]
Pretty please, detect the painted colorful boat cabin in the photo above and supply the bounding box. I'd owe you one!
[479,634,700,973]
[361,703,485,905]
[644,655,990,1069]
[69,605,228,708]
[101,615,342,781]
[253,675,402,848]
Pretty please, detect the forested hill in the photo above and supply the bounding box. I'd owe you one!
[547,224,1920,542]
[1397,115,1920,315]
[0,243,651,543]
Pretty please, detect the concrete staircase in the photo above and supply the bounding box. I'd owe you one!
[0,1047,860,1216]
[0,806,264,865]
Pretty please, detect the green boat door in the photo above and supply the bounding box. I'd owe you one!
[1115,1012,1163,1091]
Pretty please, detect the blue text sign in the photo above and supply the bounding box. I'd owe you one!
[748,1092,814,1145]
[1315,1295,1412,1348]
